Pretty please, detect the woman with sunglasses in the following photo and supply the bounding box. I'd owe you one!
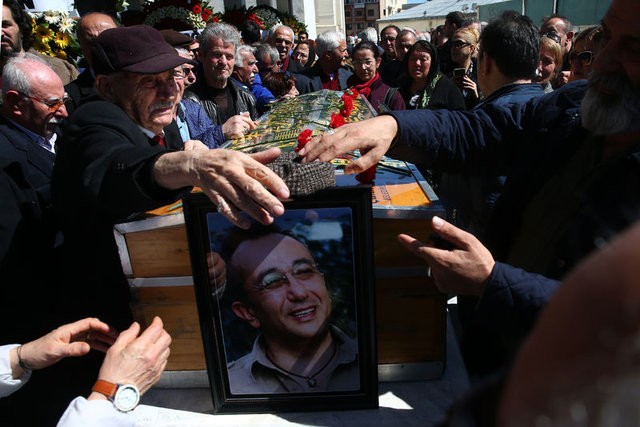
[346,41,405,113]
[449,27,481,109]
[568,25,603,83]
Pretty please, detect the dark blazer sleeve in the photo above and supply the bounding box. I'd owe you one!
[53,100,190,222]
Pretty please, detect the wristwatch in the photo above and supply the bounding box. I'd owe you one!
[92,379,140,412]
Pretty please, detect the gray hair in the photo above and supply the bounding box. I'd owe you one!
[268,24,294,40]
[235,44,256,68]
[358,27,378,44]
[255,43,279,64]
[199,22,241,54]
[315,30,345,57]
[1,53,49,101]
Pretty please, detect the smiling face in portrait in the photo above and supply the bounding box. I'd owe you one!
[231,234,332,344]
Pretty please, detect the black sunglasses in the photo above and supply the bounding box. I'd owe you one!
[569,50,594,66]
[541,31,562,45]
[451,40,471,49]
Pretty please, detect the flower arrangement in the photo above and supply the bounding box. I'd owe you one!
[252,5,306,33]
[143,0,218,31]
[29,10,81,64]
[218,6,264,30]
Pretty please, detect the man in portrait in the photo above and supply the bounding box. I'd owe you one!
[220,224,359,394]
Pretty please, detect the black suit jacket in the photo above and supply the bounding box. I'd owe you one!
[64,67,96,115]
[53,98,189,324]
[294,63,353,94]
[0,115,55,206]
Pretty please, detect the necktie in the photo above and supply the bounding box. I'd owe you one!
[152,134,166,147]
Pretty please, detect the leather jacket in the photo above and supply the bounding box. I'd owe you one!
[183,78,258,125]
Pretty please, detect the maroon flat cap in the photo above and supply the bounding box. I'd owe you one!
[91,25,190,75]
[160,29,194,48]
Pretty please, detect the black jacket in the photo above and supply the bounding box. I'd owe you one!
[183,78,258,124]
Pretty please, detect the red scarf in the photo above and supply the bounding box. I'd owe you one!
[349,72,380,98]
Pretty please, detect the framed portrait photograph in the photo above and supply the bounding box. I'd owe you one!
[183,186,378,413]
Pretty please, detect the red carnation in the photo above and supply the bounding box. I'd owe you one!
[346,88,360,99]
[192,4,202,14]
[356,165,377,184]
[330,112,345,128]
[340,96,354,117]
[296,129,313,152]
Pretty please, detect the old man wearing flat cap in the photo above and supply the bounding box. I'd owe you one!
[51,24,289,361]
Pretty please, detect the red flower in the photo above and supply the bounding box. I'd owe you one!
[356,165,377,184]
[346,88,360,99]
[192,4,202,14]
[330,112,345,128]
[295,129,313,152]
[340,96,354,117]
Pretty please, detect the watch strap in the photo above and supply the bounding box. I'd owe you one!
[92,379,118,399]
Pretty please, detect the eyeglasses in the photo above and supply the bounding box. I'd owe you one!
[451,40,471,49]
[541,31,562,45]
[352,59,376,67]
[18,91,69,112]
[569,50,594,66]
[253,260,323,292]
[381,36,396,42]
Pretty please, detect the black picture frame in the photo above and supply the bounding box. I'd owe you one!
[183,186,378,413]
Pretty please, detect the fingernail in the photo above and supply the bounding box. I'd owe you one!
[298,148,306,156]
[432,216,444,228]
[279,186,290,198]
[273,204,285,216]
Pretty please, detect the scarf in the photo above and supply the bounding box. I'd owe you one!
[350,72,380,98]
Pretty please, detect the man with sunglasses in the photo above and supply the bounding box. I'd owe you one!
[540,14,575,86]
[223,226,359,394]
[268,25,295,72]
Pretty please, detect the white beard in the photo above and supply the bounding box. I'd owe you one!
[581,71,640,135]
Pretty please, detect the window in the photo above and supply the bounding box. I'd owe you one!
[356,9,363,16]
[347,23,352,31]
[357,23,364,30]
[367,9,374,16]
[346,10,351,18]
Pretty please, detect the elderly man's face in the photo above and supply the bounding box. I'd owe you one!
[326,40,348,72]
[231,234,331,342]
[107,69,182,134]
[396,32,416,61]
[233,51,258,86]
[202,37,235,89]
[1,6,23,57]
[9,62,68,137]
[582,0,640,136]
[272,27,294,61]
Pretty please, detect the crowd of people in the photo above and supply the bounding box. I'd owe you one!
[0,0,638,424]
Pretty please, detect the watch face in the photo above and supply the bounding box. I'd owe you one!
[114,384,140,412]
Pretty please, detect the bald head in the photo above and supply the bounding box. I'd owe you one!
[77,12,118,66]
[2,55,68,137]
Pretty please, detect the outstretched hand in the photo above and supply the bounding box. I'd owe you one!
[397,216,495,296]
[297,115,398,175]
[13,317,117,374]
[94,316,171,396]
[154,146,289,229]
